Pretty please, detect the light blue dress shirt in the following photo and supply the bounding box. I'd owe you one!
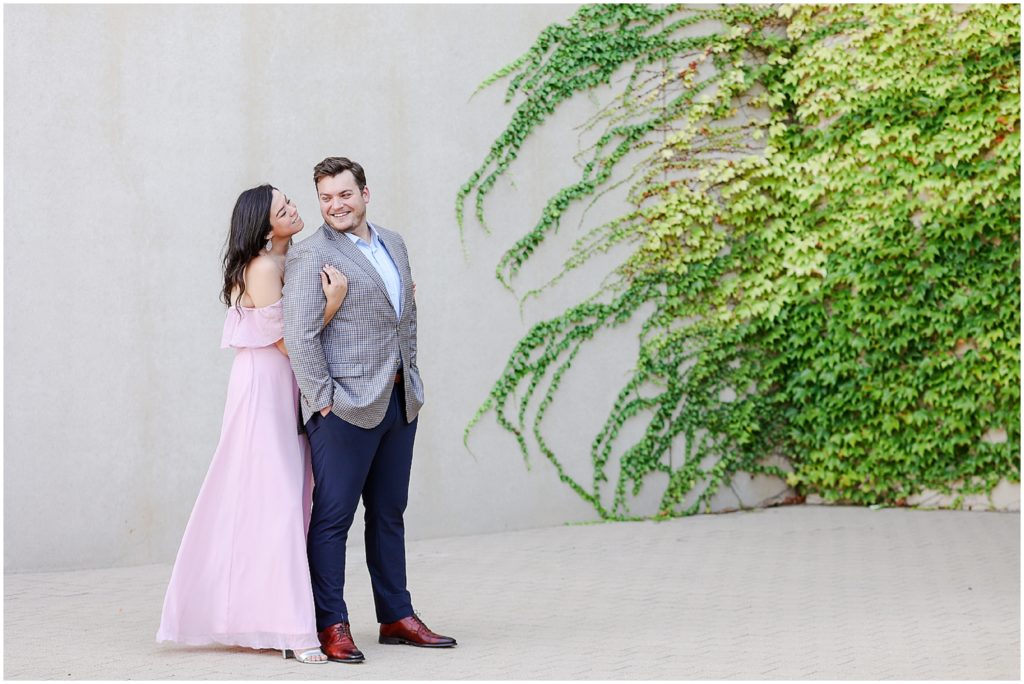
[346,225,402,317]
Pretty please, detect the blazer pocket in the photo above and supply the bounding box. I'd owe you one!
[329,361,364,378]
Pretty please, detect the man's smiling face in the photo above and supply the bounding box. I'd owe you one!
[317,170,369,235]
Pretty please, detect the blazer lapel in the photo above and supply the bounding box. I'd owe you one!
[372,223,410,318]
[320,224,397,316]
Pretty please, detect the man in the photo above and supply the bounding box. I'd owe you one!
[283,156,455,664]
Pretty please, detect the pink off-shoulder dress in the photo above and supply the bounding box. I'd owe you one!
[156,300,320,651]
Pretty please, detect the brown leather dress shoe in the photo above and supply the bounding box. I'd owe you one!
[379,614,457,648]
[318,622,365,663]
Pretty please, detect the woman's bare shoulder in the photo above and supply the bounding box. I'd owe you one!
[246,254,283,278]
[244,255,284,304]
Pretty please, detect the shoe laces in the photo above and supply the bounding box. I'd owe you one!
[409,612,432,635]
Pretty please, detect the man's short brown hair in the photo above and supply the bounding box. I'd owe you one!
[313,157,367,190]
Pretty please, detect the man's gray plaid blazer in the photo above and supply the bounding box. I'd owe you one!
[283,222,422,429]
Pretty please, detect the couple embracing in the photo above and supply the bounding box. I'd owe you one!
[157,157,455,664]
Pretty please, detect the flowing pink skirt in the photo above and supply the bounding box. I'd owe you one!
[157,345,319,650]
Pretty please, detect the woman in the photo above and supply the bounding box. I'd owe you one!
[156,184,346,664]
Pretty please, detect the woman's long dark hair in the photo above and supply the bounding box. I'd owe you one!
[221,184,276,307]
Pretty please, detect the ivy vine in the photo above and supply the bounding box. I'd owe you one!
[458,4,1020,518]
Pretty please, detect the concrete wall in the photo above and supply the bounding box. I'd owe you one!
[4,4,788,572]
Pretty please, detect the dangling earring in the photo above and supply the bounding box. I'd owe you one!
[265,236,274,252]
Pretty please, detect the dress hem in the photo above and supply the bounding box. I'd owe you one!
[155,630,320,651]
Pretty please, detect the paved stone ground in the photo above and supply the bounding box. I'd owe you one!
[4,506,1019,680]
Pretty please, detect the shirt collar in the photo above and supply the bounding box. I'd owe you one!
[344,223,379,248]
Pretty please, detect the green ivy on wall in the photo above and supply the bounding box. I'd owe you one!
[458,4,1020,518]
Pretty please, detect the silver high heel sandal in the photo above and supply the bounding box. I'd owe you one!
[282,648,328,664]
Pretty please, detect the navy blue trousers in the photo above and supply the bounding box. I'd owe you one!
[305,384,416,629]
